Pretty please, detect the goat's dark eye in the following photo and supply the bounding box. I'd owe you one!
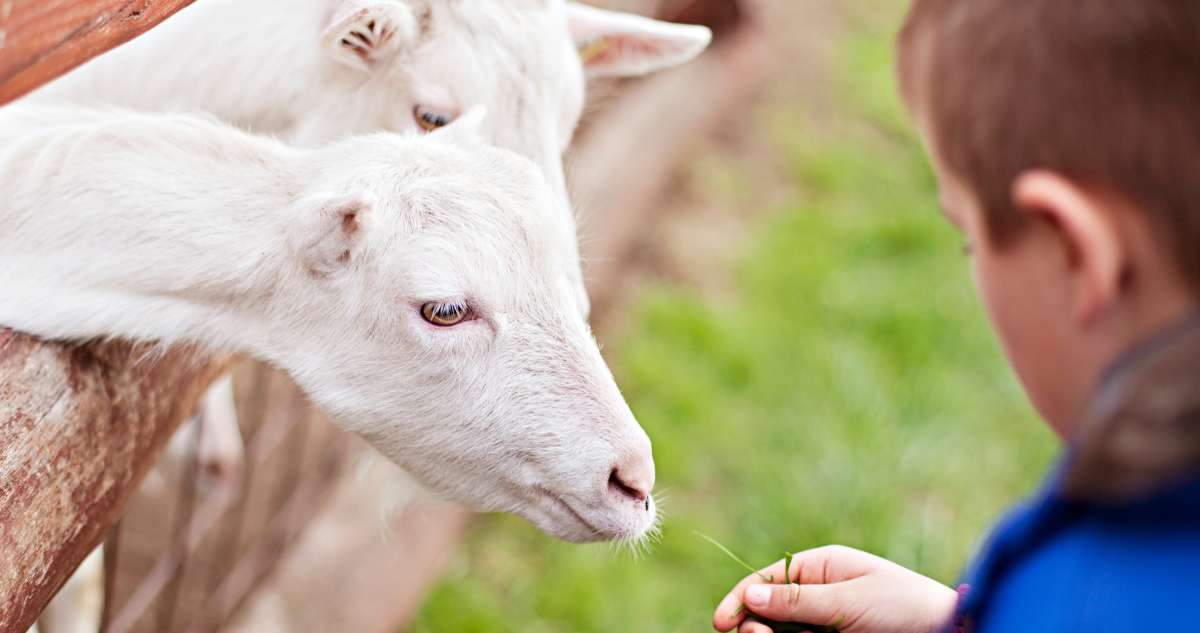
[414,105,454,132]
[421,301,471,327]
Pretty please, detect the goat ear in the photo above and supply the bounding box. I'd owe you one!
[289,195,373,277]
[430,106,487,146]
[566,3,712,78]
[323,2,419,72]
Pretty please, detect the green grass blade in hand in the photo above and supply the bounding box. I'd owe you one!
[695,532,773,582]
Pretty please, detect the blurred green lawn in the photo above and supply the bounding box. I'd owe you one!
[411,7,1056,633]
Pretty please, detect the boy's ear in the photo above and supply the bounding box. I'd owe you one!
[566,3,713,78]
[323,1,420,72]
[290,194,374,278]
[1012,171,1125,324]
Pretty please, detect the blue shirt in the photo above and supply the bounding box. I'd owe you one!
[950,313,1200,632]
[954,470,1200,631]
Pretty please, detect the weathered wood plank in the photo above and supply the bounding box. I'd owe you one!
[0,2,375,630]
[0,331,228,633]
[0,0,199,104]
[0,2,214,628]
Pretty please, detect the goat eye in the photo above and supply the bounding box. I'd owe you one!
[414,105,454,132]
[421,301,471,327]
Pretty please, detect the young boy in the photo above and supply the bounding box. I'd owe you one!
[713,2,1200,632]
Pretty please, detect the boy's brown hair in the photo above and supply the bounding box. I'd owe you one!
[898,1,1200,286]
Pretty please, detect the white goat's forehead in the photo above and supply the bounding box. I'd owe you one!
[430,0,568,77]
[406,0,585,151]
[393,148,580,291]
[399,219,582,315]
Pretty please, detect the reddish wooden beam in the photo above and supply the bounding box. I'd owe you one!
[0,333,228,633]
[0,0,199,104]
[0,2,215,630]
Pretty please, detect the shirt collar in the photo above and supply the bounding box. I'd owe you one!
[1061,310,1200,502]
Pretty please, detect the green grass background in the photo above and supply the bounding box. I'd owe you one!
[411,5,1057,632]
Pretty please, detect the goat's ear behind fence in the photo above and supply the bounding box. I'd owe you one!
[566,2,713,79]
[323,2,419,72]
[289,194,374,278]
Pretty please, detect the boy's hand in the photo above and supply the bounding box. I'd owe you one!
[712,545,957,633]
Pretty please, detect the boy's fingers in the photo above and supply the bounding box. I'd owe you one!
[714,561,790,631]
[712,598,747,632]
[739,620,776,633]
[714,546,875,631]
[742,582,846,627]
[789,545,879,585]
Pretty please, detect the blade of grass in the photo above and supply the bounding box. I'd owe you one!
[694,531,773,582]
[784,551,795,584]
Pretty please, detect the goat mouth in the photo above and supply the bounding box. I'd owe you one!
[532,485,605,540]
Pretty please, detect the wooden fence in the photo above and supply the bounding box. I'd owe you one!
[0,4,213,631]
[0,1,766,631]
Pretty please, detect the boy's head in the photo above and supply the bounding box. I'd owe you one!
[897,1,1200,435]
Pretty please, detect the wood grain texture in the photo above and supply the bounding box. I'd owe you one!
[0,0,199,104]
[0,2,211,628]
[224,454,473,633]
[0,331,228,633]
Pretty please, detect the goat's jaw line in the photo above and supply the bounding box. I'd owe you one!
[529,485,656,544]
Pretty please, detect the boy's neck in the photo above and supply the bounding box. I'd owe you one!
[1064,306,1200,501]
[1059,290,1199,439]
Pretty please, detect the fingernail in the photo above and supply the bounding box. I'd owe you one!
[745,585,770,607]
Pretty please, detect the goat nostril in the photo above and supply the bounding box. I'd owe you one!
[609,467,648,503]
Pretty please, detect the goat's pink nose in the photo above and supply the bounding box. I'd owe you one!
[608,450,655,506]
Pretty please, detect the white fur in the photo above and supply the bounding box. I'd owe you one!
[0,103,656,543]
[20,5,710,626]
[26,0,709,495]
[30,0,711,218]
[29,0,711,308]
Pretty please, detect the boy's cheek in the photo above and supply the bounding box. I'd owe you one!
[971,248,1074,435]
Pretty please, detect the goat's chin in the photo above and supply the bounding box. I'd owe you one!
[352,441,657,544]
[515,489,659,545]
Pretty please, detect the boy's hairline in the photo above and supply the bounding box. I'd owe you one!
[894,13,1006,246]
[894,4,1047,254]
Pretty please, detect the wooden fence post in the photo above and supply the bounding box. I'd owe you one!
[1,5,206,630]
[0,0,199,104]
[0,334,228,633]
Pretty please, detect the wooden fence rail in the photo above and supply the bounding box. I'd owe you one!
[0,2,203,632]
[0,338,227,633]
[0,0,198,103]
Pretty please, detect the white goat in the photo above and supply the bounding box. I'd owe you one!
[19,4,710,629]
[28,0,712,485]
[0,102,659,538]
[33,0,712,200]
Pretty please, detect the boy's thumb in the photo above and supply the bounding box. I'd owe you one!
[744,583,846,627]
